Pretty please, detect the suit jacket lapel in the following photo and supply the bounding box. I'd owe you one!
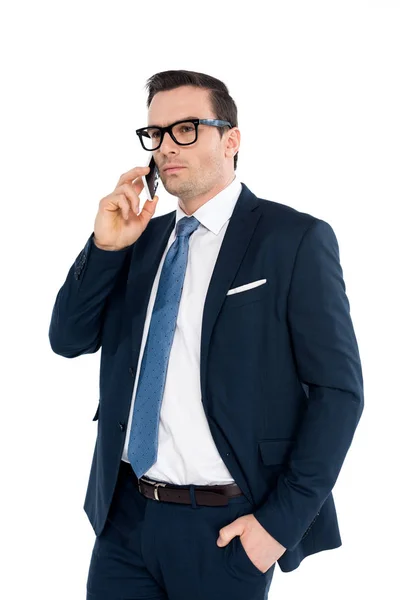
[200,183,261,404]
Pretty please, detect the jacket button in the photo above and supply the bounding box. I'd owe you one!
[119,422,126,431]
[129,367,134,377]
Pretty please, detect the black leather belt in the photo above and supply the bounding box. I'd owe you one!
[120,460,243,506]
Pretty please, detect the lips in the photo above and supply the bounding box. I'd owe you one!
[163,165,184,172]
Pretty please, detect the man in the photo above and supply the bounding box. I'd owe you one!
[49,69,364,600]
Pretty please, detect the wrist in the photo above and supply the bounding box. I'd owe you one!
[93,238,120,251]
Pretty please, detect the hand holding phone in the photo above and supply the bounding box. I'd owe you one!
[93,166,159,251]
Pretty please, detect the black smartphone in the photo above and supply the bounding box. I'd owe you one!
[142,154,160,200]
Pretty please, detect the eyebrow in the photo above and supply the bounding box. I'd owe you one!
[147,116,199,128]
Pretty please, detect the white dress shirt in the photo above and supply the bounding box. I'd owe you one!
[121,176,243,485]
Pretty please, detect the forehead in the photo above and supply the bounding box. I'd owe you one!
[147,86,213,127]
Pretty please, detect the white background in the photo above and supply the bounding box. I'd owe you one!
[1,1,399,598]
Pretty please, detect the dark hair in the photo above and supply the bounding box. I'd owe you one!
[144,69,239,171]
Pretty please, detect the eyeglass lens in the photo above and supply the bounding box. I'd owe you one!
[140,121,196,150]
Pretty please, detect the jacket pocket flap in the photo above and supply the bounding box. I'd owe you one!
[258,439,295,465]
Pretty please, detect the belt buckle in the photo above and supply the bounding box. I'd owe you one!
[139,478,167,501]
[153,482,167,501]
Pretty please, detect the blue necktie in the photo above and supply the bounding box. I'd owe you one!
[128,216,200,479]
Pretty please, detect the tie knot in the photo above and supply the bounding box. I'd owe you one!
[175,216,200,238]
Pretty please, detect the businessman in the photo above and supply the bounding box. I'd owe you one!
[49,69,364,600]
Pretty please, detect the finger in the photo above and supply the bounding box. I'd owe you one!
[131,175,146,197]
[116,166,150,188]
[138,195,159,224]
[107,194,130,220]
[114,183,141,215]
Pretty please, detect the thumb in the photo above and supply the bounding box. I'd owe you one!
[216,519,243,547]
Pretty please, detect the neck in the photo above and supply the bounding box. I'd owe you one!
[179,175,236,216]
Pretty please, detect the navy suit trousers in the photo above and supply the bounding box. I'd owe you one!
[86,460,275,599]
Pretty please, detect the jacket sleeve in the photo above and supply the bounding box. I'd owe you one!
[253,218,364,551]
[48,232,132,358]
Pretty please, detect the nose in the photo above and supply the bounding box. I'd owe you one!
[158,130,179,154]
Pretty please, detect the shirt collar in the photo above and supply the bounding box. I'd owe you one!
[175,176,242,236]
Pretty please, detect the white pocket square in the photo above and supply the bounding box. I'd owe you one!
[227,279,267,295]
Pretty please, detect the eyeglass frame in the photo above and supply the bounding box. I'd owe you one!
[135,118,233,151]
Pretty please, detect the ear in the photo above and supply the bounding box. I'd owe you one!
[225,127,240,158]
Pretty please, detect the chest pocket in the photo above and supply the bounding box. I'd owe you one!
[223,279,268,309]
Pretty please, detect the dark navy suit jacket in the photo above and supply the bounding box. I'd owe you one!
[49,182,364,572]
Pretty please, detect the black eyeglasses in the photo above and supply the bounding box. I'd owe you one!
[135,118,232,151]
